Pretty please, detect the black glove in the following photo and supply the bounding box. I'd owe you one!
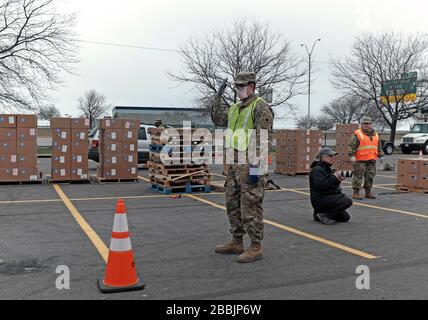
[216,78,228,98]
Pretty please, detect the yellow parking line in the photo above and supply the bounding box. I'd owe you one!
[0,199,61,205]
[281,188,428,220]
[186,194,378,260]
[53,185,109,263]
[376,174,397,179]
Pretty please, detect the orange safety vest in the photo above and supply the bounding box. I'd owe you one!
[355,129,379,161]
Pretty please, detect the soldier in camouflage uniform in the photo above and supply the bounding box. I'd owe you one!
[348,117,384,200]
[211,72,274,263]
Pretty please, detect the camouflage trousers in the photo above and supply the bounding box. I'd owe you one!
[225,164,266,244]
[352,161,377,190]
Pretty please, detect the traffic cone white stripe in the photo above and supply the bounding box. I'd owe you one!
[110,238,133,252]
[112,214,129,233]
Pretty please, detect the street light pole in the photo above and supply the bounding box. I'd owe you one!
[301,39,321,118]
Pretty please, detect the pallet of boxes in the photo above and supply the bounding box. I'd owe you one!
[92,118,140,183]
[275,129,323,175]
[396,158,428,194]
[50,118,90,183]
[335,124,359,177]
[147,128,212,195]
[0,114,41,184]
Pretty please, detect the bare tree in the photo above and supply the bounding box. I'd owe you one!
[0,0,78,112]
[321,95,367,124]
[331,32,428,142]
[316,116,335,131]
[296,115,318,129]
[38,104,60,120]
[169,19,307,118]
[78,90,111,128]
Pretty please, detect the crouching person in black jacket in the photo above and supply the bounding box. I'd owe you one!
[309,148,353,225]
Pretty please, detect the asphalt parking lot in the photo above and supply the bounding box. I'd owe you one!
[0,154,427,300]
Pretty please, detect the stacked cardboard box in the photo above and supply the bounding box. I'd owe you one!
[96,119,140,181]
[147,128,211,194]
[397,159,428,191]
[275,129,323,175]
[335,124,359,172]
[0,114,39,182]
[51,118,90,181]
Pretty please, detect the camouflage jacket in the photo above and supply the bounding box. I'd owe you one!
[348,129,384,158]
[211,94,274,152]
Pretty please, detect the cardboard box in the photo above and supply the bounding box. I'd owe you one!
[102,130,122,143]
[17,154,38,168]
[101,166,120,179]
[99,119,122,130]
[52,142,70,156]
[0,141,17,155]
[418,176,428,189]
[52,155,70,167]
[51,167,71,181]
[123,119,140,130]
[397,174,407,186]
[71,141,89,155]
[71,129,88,142]
[103,142,122,155]
[17,141,37,155]
[70,118,90,129]
[122,129,139,142]
[398,159,420,174]
[17,115,37,128]
[405,174,419,188]
[101,155,121,166]
[121,166,138,179]
[17,128,37,141]
[0,128,17,141]
[52,128,71,142]
[121,154,138,166]
[70,167,89,181]
[19,167,39,181]
[0,115,16,128]
[50,118,71,129]
[71,154,88,167]
[122,142,137,154]
[0,155,18,168]
[419,161,428,175]
[0,168,20,181]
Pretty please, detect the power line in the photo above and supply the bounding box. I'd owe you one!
[76,39,180,53]
[77,39,333,64]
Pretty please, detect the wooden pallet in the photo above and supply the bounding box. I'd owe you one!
[91,176,139,184]
[47,179,91,185]
[274,171,310,176]
[0,179,44,185]
[151,183,211,195]
[395,185,428,194]
[147,161,208,171]
[150,177,211,188]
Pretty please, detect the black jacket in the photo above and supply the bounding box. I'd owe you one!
[309,161,345,211]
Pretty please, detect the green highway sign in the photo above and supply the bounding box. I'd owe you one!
[381,72,417,104]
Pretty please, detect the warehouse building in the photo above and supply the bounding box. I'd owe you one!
[112,106,215,129]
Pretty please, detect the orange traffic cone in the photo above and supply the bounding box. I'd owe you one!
[98,199,145,293]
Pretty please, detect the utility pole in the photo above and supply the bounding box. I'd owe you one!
[301,39,321,118]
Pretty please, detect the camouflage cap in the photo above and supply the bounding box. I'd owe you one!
[234,72,257,85]
[317,147,338,159]
[361,117,372,124]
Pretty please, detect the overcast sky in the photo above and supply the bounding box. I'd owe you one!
[54,0,428,128]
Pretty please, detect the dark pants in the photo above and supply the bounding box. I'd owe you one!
[313,195,353,222]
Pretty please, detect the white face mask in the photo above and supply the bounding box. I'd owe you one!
[236,86,249,101]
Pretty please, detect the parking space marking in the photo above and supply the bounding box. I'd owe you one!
[185,194,378,260]
[53,185,109,263]
[281,188,428,220]
[376,174,397,179]
[0,199,62,205]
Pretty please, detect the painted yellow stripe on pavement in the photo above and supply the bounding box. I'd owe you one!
[281,188,428,220]
[53,184,109,263]
[186,194,378,260]
[376,174,397,179]
[0,199,61,205]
